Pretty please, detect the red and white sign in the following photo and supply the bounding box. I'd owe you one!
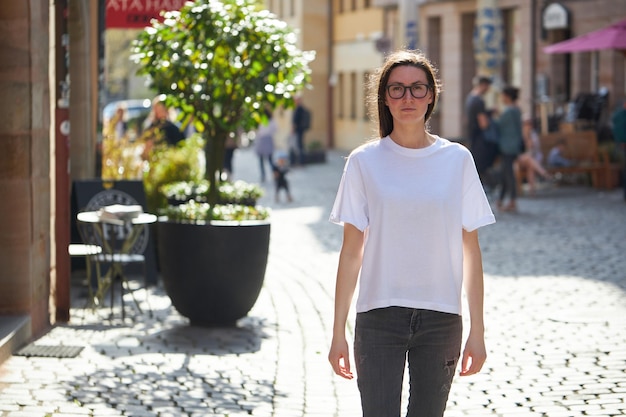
[105,0,186,29]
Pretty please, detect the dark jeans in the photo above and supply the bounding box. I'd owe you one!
[258,154,274,182]
[622,144,626,200]
[354,307,462,417]
[499,154,517,202]
[223,148,235,174]
[471,137,499,192]
[295,130,305,165]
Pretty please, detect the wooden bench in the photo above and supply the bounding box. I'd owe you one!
[541,130,602,186]
[596,147,624,190]
[516,130,618,191]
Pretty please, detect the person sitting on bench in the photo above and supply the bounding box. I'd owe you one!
[547,139,573,167]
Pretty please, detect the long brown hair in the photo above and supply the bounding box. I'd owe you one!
[366,49,441,138]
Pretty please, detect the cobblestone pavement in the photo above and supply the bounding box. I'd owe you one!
[0,146,625,417]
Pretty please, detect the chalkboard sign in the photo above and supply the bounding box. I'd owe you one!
[71,180,158,286]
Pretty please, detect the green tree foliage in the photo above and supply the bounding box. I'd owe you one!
[132,0,314,208]
[143,135,206,213]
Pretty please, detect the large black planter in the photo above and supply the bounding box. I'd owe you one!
[303,150,327,165]
[157,220,270,326]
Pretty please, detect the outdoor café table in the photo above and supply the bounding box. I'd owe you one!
[76,206,156,319]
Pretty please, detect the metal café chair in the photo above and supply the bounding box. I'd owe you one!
[68,240,103,308]
[76,206,155,319]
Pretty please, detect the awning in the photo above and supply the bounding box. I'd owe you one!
[543,18,626,54]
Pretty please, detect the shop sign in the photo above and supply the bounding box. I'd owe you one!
[105,0,185,29]
[71,180,158,285]
[543,3,569,30]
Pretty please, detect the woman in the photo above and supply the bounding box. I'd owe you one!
[254,107,277,182]
[328,49,495,417]
[516,117,552,195]
[494,86,523,211]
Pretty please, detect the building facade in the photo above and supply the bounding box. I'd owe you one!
[0,0,101,347]
[535,1,626,135]
[0,0,52,343]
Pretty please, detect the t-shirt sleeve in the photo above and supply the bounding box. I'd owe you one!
[461,151,496,232]
[329,155,369,231]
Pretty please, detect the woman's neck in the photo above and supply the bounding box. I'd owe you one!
[389,127,433,149]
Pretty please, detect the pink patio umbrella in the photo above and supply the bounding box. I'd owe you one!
[544,18,626,54]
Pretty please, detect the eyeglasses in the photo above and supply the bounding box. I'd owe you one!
[386,83,431,99]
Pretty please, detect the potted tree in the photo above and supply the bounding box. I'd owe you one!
[132,0,314,326]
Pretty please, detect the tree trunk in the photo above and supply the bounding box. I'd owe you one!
[204,129,227,213]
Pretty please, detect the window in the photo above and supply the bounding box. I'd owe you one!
[337,72,345,119]
[350,72,357,119]
[336,0,343,14]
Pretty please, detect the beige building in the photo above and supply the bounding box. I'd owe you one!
[264,1,333,152]
[266,0,386,152]
[332,2,386,150]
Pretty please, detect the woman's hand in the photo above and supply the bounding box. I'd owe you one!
[461,229,487,376]
[328,336,354,380]
[328,223,363,381]
[459,330,486,376]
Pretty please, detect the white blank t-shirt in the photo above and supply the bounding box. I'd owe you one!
[329,136,495,315]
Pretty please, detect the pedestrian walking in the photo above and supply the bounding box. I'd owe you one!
[222,132,238,181]
[328,49,496,417]
[291,95,311,166]
[254,107,277,182]
[494,85,524,212]
[610,98,626,200]
[465,75,498,190]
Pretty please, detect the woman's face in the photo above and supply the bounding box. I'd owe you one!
[384,65,433,126]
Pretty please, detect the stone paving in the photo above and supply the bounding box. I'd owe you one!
[0,145,625,417]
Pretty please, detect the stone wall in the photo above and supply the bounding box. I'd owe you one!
[0,1,51,337]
